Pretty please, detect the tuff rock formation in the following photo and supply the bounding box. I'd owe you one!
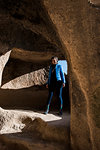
[0,0,65,109]
[88,0,100,6]
[0,107,69,150]
[42,1,100,150]
[0,0,100,150]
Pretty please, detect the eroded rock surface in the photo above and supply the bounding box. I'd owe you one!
[0,50,11,86]
[0,0,67,110]
[88,0,100,6]
[0,107,69,150]
[0,0,100,150]
[43,0,100,150]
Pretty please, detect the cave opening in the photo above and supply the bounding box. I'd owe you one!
[58,60,70,112]
[1,56,70,114]
[0,0,71,116]
[0,52,71,149]
[0,0,100,150]
[0,0,71,148]
[0,53,70,149]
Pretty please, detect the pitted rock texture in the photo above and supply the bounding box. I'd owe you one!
[88,0,100,6]
[0,0,100,150]
[0,50,11,86]
[0,107,25,134]
[0,108,69,150]
[2,60,48,89]
[0,0,64,58]
[0,0,66,110]
[43,0,100,150]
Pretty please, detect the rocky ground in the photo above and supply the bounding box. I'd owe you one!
[0,107,70,150]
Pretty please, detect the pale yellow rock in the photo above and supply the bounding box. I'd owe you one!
[0,51,11,86]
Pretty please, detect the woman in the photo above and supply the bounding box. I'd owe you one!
[45,56,65,115]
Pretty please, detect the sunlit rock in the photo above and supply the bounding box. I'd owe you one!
[0,0,100,150]
[88,0,100,6]
[0,51,11,86]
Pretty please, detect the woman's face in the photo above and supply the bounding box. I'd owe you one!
[51,58,58,64]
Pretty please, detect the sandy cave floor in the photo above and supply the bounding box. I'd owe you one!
[0,108,70,150]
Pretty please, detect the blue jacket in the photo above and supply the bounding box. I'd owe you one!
[47,64,65,85]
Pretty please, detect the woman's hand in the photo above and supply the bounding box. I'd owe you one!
[63,83,65,88]
[46,84,48,88]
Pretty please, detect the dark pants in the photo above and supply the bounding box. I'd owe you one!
[47,81,63,109]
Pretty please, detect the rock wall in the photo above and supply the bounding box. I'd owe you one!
[0,0,65,109]
[88,0,100,6]
[0,108,69,150]
[0,50,11,86]
[0,56,69,110]
[42,0,100,150]
[0,0,100,150]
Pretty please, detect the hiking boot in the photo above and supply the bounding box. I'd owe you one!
[59,109,63,116]
[44,109,49,115]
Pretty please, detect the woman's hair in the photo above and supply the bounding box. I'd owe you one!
[51,56,58,62]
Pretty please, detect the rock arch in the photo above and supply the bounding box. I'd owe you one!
[0,0,100,150]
